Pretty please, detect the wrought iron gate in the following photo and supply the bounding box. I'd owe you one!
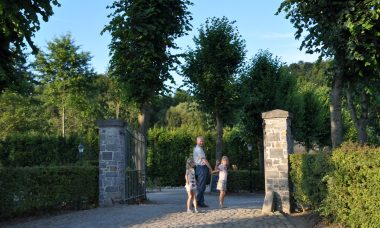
[124,127,146,202]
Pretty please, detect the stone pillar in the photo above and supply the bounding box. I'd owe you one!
[97,119,126,206]
[262,109,293,213]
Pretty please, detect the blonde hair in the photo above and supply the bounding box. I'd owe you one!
[186,157,195,169]
[221,156,229,163]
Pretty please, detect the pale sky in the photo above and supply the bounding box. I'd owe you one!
[32,0,319,85]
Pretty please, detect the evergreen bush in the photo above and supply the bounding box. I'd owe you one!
[0,134,98,167]
[147,126,256,187]
[321,142,380,227]
[0,166,98,220]
[289,152,331,210]
[227,170,264,192]
[290,142,380,227]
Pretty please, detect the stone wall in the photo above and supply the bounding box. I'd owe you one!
[97,119,126,206]
[262,109,293,213]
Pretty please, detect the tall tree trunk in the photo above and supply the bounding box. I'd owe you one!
[346,83,369,144]
[330,68,343,149]
[215,115,223,161]
[62,106,65,137]
[257,139,264,173]
[138,102,150,139]
[115,101,120,119]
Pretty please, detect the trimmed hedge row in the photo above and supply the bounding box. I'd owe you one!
[322,143,380,227]
[289,152,331,210]
[0,166,98,220]
[227,170,264,192]
[147,127,256,187]
[0,134,98,167]
[290,142,380,227]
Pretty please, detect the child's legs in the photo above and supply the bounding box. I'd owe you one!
[219,190,226,205]
[187,190,192,209]
[191,191,197,208]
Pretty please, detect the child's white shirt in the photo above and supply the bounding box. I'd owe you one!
[218,164,228,181]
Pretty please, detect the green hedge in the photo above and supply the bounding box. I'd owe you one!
[321,143,380,227]
[147,127,209,186]
[0,134,98,167]
[227,170,264,192]
[289,152,331,210]
[0,166,98,220]
[147,127,256,187]
[290,142,380,227]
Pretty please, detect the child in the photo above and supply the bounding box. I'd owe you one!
[214,156,229,208]
[185,158,198,213]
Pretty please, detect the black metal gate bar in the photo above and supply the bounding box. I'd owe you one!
[125,127,146,202]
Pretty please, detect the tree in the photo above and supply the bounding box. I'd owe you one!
[277,1,350,148]
[182,17,246,161]
[0,0,60,93]
[0,91,49,139]
[34,34,95,137]
[278,0,380,147]
[165,101,204,129]
[102,0,192,138]
[240,51,288,171]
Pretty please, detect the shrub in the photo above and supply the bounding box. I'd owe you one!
[147,126,256,187]
[289,152,331,210]
[0,166,98,220]
[0,134,98,167]
[147,127,211,186]
[321,142,380,227]
[227,170,264,192]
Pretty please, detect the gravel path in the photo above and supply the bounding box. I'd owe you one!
[1,189,299,228]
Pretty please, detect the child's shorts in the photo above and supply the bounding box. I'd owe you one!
[216,180,227,191]
[185,184,197,192]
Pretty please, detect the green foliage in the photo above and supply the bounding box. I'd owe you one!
[278,0,380,146]
[165,102,204,129]
[34,34,96,136]
[0,0,60,93]
[182,16,245,160]
[298,82,331,149]
[223,127,254,170]
[102,0,192,106]
[226,170,264,192]
[0,91,50,139]
[239,50,285,141]
[0,134,97,167]
[289,153,331,210]
[183,16,245,121]
[290,142,380,227]
[147,126,256,187]
[147,126,213,186]
[0,165,98,220]
[321,142,380,227]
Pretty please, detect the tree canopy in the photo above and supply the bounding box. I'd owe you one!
[102,0,192,136]
[0,0,60,93]
[182,16,246,160]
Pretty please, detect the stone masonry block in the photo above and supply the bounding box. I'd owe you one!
[106,143,117,151]
[262,191,274,214]
[267,133,280,141]
[105,186,118,192]
[102,152,113,160]
[278,165,288,172]
[266,171,279,178]
[270,149,283,158]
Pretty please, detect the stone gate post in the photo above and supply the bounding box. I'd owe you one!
[97,119,126,206]
[262,109,293,213]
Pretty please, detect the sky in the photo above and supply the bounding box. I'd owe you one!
[33,0,319,85]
